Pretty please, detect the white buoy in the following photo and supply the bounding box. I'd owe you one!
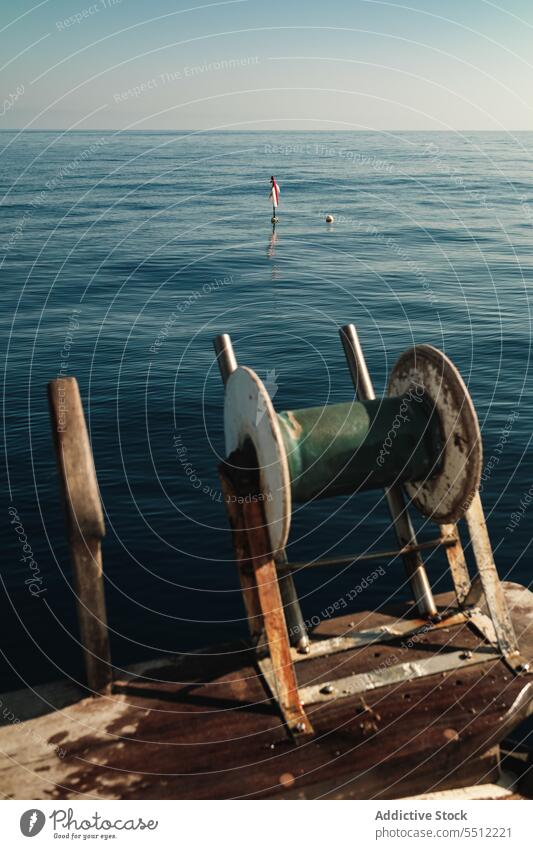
[325,214,334,223]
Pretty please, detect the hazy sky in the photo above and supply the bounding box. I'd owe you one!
[2,0,533,130]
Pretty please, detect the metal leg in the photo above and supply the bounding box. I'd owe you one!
[213,334,310,651]
[277,552,310,653]
[340,324,437,618]
[465,492,526,671]
[219,470,262,639]
[439,522,471,604]
[240,497,313,739]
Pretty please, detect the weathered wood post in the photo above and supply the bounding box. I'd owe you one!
[48,377,112,692]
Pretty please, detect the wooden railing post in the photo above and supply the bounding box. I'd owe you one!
[48,377,112,692]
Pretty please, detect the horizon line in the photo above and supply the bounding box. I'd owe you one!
[1,128,533,133]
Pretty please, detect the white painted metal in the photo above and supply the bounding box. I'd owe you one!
[224,366,291,553]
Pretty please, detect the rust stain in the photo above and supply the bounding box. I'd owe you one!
[279,772,295,788]
[285,411,303,439]
[442,728,460,743]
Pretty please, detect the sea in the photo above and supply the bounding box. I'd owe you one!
[1,130,532,701]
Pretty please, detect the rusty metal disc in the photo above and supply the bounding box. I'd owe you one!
[224,366,291,554]
[387,345,482,523]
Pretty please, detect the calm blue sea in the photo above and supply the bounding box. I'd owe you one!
[1,130,532,692]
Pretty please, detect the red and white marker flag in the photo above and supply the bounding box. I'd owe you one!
[269,176,280,208]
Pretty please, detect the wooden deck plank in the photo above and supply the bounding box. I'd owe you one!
[1,583,532,800]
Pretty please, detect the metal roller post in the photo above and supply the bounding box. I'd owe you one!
[214,333,238,385]
[340,325,438,618]
[213,334,310,652]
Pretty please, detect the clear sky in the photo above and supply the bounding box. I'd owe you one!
[2,0,533,131]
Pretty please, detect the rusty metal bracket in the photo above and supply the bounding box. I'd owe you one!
[219,465,314,742]
[255,634,313,742]
[244,518,314,741]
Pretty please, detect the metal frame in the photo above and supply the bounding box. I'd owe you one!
[340,325,527,675]
[340,324,438,618]
[215,328,528,741]
[214,335,310,655]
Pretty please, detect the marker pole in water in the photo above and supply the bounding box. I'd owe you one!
[270,175,280,223]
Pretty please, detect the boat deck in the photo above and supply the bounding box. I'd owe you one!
[1,582,532,800]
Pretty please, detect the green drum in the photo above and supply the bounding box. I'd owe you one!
[277,396,442,502]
